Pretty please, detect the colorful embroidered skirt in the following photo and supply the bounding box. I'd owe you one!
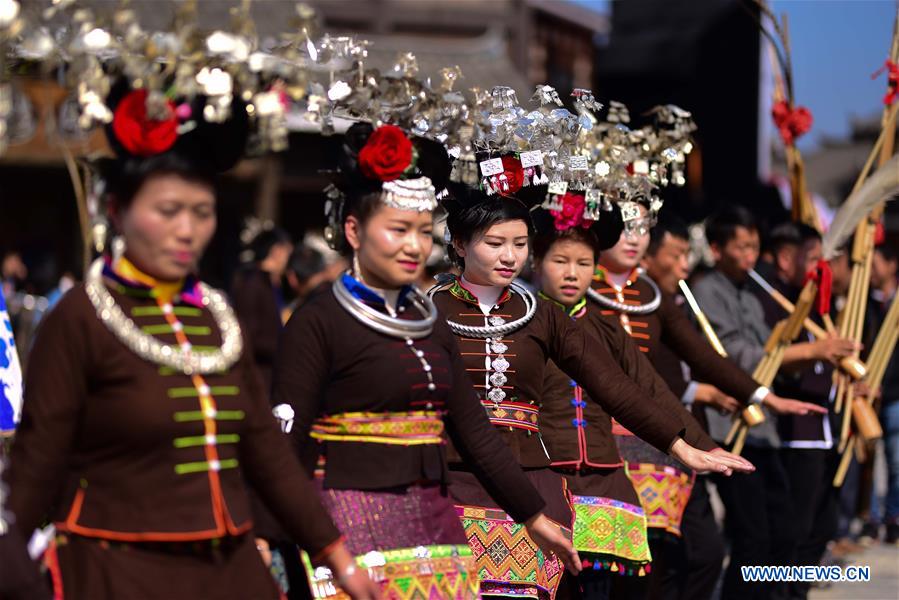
[303,482,478,600]
[556,467,651,577]
[449,467,572,600]
[615,431,695,537]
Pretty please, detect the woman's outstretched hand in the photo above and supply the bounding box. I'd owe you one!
[525,513,582,575]
[322,542,381,600]
[669,438,756,476]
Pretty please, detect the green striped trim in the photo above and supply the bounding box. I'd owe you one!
[131,306,203,317]
[173,434,240,448]
[113,284,154,298]
[159,366,226,376]
[168,386,240,399]
[190,345,221,354]
[174,458,239,475]
[141,324,212,336]
[173,410,245,422]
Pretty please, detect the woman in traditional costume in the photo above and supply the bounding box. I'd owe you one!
[531,193,724,598]
[428,157,754,600]
[1,85,377,599]
[270,123,579,600]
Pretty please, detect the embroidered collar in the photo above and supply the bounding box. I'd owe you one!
[340,273,412,311]
[447,275,512,306]
[538,291,587,318]
[103,257,204,308]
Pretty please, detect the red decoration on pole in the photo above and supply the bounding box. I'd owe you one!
[803,259,833,316]
[772,100,813,146]
[871,60,899,106]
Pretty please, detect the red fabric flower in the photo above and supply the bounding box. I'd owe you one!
[772,100,813,147]
[551,193,591,231]
[358,124,414,181]
[112,90,178,157]
[499,156,524,195]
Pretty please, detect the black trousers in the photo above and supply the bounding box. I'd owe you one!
[780,448,840,600]
[616,480,726,600]
[607,534,675,600]
[680,477,726,600]
[714,445,797,600]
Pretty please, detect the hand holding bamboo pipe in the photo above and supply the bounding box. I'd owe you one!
[749,269,867,379]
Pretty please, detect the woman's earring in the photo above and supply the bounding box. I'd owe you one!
[111,235,126,264]
[352,253,364,283]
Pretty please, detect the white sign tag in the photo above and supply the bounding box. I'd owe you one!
[479,158,504,177]
[620,202,641,222]
[547,181,569,195]
[519,150,543,168]
[569,155,589,171]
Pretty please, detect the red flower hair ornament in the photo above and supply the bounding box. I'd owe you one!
[550,192,593,231]
[358,124,414,181]
[111,89,179,157]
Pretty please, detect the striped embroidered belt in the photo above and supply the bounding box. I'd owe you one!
[310,411,444,446]
[481,401,540,433]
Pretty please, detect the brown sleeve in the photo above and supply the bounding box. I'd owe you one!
[588,314,717,452]
[270,296,331,467]
[540,302,684,454]
[6,291,89,537]
[231,270,277,365]
[238,340,342,556]
[437,319,546,523]
[659,292,759,404]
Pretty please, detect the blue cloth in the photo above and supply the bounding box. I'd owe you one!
[340,273,412,309]
[0,287,22,433]
[870,399,899,522]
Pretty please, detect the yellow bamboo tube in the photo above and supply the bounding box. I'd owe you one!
[833,440,854,487]
[732,423,749,457]
[839,384,855,452]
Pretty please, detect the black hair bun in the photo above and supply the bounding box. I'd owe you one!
[594,205,624,251]
[414,136,452,192]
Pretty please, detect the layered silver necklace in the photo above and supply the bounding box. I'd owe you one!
[437,281,538,339]
[432,280,536,406]
[84,258,243,375]
[587,271,662,315]
[332,274,438,339]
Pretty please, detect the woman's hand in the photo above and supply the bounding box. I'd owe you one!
[525,513,582,575]
[762,393,827,416]
[668,438,755,476]
[694,383,740,413]
[255,537,272,567]
[322,542,381,600]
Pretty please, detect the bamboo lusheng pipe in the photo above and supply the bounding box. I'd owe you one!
[729,311,799,456]
[833,13,899,480]
[678,280,729,357]
[747,271,868,380]
[868,299,899,386]
[835,222,877,429]
[831,104,897,413]
[679,278,771,445]
[729,283,817,456]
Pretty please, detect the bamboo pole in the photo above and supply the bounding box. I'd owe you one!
[749,269,867,379]
[679,280,729,357]
[832,8,899,485]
